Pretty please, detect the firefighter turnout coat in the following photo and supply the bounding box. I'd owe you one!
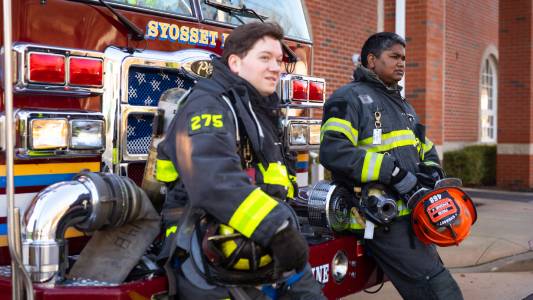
[320,66,440,216]
[157,57,297,247]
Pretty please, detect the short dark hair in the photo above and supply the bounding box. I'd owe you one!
[221,22,284,64]
[361,32,406,67]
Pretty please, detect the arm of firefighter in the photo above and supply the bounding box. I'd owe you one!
[420,137,440,165]
[174,96,291,247]
[319,97,395,185]
[413,123,441,165]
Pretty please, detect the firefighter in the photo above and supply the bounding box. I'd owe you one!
[319,32,463,299]
[156,22,324,300]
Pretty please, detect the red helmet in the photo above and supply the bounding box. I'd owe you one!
[410,187,477,247]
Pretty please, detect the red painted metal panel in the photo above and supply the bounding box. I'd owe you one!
[309,236,382,299]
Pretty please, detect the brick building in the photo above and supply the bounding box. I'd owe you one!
[306,0,533,190]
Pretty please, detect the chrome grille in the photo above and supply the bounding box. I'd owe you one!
[124,66,194,158]
[126,113,154,155]
[127,66,191,106]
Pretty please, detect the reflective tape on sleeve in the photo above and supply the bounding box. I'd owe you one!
[229,188,279,238]
[361,152,384,182]
[155,159,179,182]
[258,162,294,198]
[320,117,359,146]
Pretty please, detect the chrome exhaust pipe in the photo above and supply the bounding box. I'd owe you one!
[23,172,149,283]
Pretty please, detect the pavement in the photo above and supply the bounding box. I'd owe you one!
[345,187,533,300]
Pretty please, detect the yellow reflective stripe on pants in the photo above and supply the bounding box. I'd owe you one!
[229,188,278,238]
[320,117,359,146]
[166,225,177,237]
[258,162,294,198]
[361,152,384,182]
[156,159,179,182]
[359,129,417,152]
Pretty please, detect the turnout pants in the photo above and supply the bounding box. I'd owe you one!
[365,217,463,300]
[176,264,325,300]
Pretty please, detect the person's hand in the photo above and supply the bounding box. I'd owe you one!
[269,225,309,274]
[390,165,417,195]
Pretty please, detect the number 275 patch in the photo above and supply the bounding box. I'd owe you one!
[188,113,224,135]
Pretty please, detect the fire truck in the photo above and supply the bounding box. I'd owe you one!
[0,0,382,299]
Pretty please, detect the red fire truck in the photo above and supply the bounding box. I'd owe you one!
[0,0,382,299]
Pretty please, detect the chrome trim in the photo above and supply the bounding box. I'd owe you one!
[23,179,94,282]
[116,48,215,164]
[120,49,215,105]
[120,105,161,161]
[13,43,104,96]
[102,46,130,173]
[15,110,105,158]
[22,172,153,283]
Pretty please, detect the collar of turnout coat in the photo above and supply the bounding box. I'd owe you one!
[352,65,403,93]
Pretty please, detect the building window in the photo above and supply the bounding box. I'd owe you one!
[480,57,497,143]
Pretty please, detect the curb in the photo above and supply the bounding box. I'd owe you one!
[450,251,533,273]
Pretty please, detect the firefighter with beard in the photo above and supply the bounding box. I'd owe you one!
[156,22,324,300]
[319,32,463,299]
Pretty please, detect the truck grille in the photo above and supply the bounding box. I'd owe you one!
[124,66,193,157]
[127,66,189,107]
[126,113,154,155]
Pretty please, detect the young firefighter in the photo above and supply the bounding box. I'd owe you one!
[156,22,324,299]
[319,32,463,299]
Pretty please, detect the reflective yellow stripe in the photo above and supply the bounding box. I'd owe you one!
[156,159,179,182]
[361,152,384,182]
[359,129,417,152]
[320,117,359,146]
[419,138,434,160]
[423,138,434,153]
[166,225,177,237]
[258,162,294,198]
[397,199,411,216]
[229,188,278,238]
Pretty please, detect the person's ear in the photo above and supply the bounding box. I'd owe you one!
[228,54,241,74]
[367,53,376,69]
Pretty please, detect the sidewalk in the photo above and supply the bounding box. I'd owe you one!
[438,189,533,269]
[346,188,533,300]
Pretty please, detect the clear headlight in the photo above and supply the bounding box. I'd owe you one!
[30,118,68,150]
[289,123,307,145]
[331,251,349,283]
[309,123,321,145]
[70,120,104,150]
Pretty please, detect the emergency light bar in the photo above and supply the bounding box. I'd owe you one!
[14,44,105,96]
[278,74,326,105]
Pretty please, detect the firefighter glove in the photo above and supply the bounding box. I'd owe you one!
[390,165,417,195]
[269,225,309,274]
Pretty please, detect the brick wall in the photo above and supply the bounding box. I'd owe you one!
[384,0,396,32]
[305,0,377,95]
[497,0,533,189]
[405,0,445,144]
[444,0,499,143]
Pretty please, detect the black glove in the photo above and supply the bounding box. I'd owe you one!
[269,225,309,274]
[390,165,417,194]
